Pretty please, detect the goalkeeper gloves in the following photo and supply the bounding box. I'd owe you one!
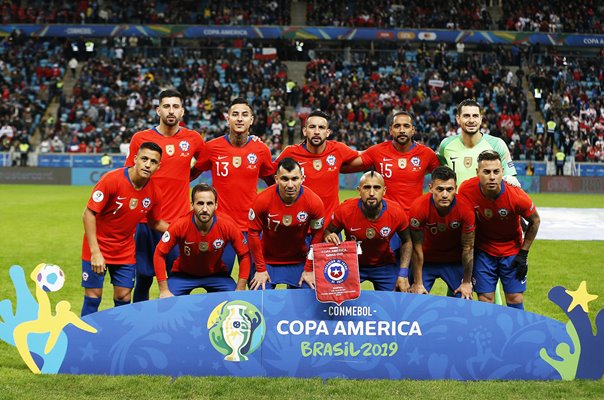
[502,175,521,188]
[513,249,529,280]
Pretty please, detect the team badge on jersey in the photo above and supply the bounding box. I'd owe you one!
[165,144,175,156]
[410,156,421,167]
[283,215,292,226]
[366,228,376,239]
[248,209,255,220]
[179,140,190,152]
[142,198,151,208]
[247,153,258,165]
[464,157,472,168]
[129,198,138,210]
[498,208,509,218]
[92,190,104,202]
[410,218,421,228]
[326,154,336,166]
[213,239,225,250]
[484,209,493,219]
[380,226,391,237]
[311,217,324,230]
[161,231,171,243]
[398,158,407,169]
[313,159,322,171]
[296,211,309,223]
[324,259,349,285]
[233,156,242,168]
[450,221,461,229]
[199,242,209,252]
[437,223,446,232]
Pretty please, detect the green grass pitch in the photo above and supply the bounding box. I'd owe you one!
[0,185,602,398]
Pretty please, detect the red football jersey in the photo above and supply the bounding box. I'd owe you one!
[248,185,324,268]
[275,141,359,224]
[82,168,162,264]
[458,177,536,257]
[331,198,409,267]
[125,127,204,223]
[192,135,274,232]
[408,193,476,263]
[154,211,250,281]
[360,141,440,212]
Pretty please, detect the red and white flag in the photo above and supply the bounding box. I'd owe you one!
[310,241,361,305]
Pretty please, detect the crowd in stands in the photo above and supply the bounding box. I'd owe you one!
[0,0,290,25]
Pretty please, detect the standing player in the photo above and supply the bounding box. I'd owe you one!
[126,89,205,302]
[154,184,250,297]
[458,150,540,309]
[408,166,475,299]
[190,98,274,272]
[248,157,325,290]
[274,110,360,225]
[324,171,413,291]
[82,142,168,316]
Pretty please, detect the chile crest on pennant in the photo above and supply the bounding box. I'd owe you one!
[323,259,349,285]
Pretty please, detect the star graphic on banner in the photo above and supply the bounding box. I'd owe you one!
[565,281,598,313]
[80,342,99,361]
[407,348,423,365]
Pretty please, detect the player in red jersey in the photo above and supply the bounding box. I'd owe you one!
[81,142,168,316]
[408,166,475,299]
[324,171,413,292]
[248,157,325,290]
[190,98,274,273]
[125,89,205,302]
[274,110,360,225]
[458,150,540,310]
[154,184,250,297]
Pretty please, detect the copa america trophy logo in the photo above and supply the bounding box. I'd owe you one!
[323,259,350,285]
[208,300,266,362]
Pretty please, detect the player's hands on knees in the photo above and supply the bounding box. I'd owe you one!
[395,277,411,293]
[159,289,174,299]
[250,271,270,290]
[410,283,428,295]
[512,249,529,280]
[324,232,341,245]
[454,282,473,299]
[90,252,106,274]
[299,271,316,289]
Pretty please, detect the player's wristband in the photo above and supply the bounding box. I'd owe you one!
[398,268,409,278]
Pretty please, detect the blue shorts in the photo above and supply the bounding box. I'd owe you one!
[250,262,310,289]
[360,263,398,291]
[81,260,135,289]
[222,231,249,274]
[167,272,236,295]
[413,262,464,296]
[135,223,179,277]
[474,250,526,294]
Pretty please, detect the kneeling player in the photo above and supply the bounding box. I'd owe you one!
[154,184,250,297]
[458,150,540,309]
[408,166,475,299]
[323,171,412,291]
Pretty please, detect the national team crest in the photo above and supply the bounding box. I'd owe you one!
[142,198,151,208]
[380,226,391,237]
[199,242,209,252]
[213,239,225,249]
[484,209,493,219]
[450,221,461,229]
[313,159,322,171]
[326,154,336,166]
[283,215,292,226]
[165,144,175,156]
[296,211,308,223]
[247,153,257,165]
[323,259,350,285]
[410,156,421,167]
[233,156,242,168]
[179,140,190,152]
[498,208,509,218]
[129,198,138,210]
[398,158,407,169]
[464,157,472,168]
[437,223,446,232]
[366,228,376,239]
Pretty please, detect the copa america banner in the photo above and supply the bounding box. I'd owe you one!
[2,265,602,380]
[312,241,361,305]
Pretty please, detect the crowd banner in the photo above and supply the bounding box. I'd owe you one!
[311,241,361,305]
[2,265,602,380]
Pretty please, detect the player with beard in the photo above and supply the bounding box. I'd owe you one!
[154,184,251,297]
[274,110,360,226]
[125,89,205,302]
[323,171,412,292]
